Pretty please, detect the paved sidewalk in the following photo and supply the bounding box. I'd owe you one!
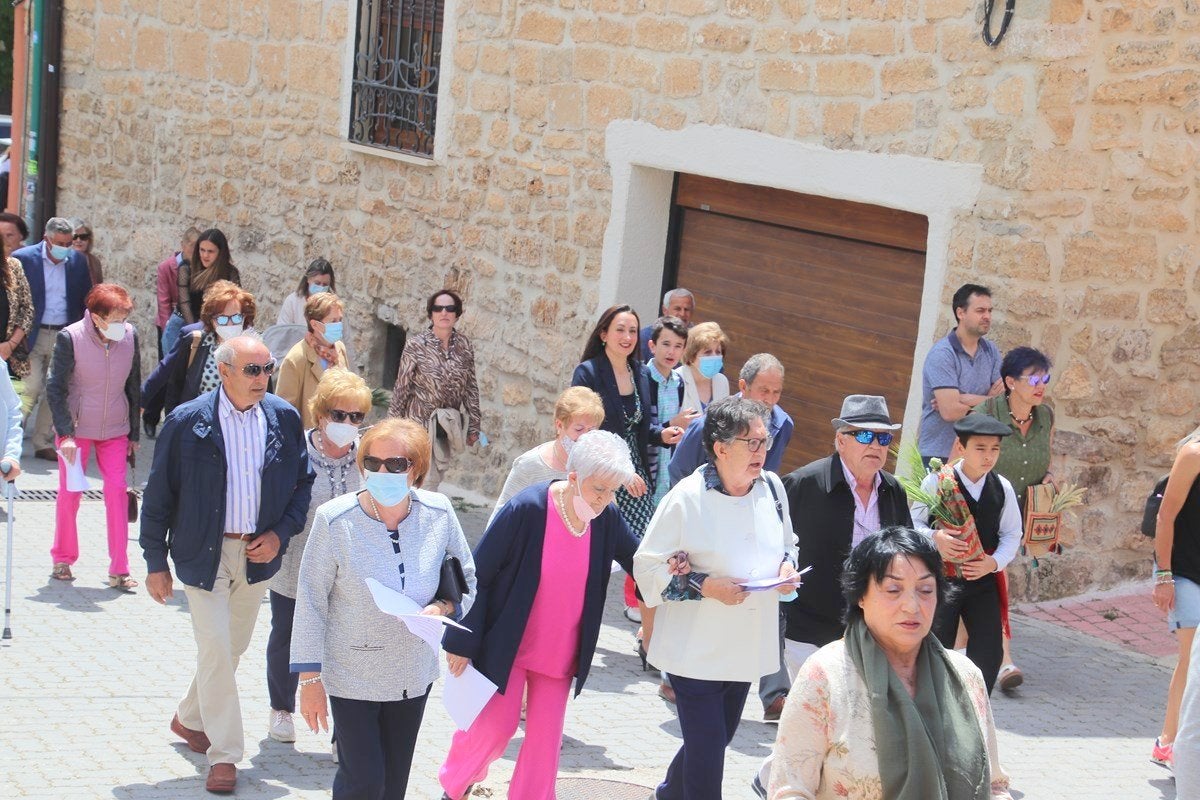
[0,437,1180,799]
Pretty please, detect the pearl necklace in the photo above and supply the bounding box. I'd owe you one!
[555,485,589,538]
[366,492,409,528]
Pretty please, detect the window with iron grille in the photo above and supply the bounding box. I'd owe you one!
[348,0,444,158]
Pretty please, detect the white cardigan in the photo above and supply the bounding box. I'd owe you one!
[634,469,796,682]
[680,365,730,414]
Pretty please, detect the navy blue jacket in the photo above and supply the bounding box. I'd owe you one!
[139,389,315,589]
[13,242,92,349]
[571,356,665,470]
[668,397,795,486]
[141,322,207,423]
[442,482,639,697]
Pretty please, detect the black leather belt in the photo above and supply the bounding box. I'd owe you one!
[39,323,64,331]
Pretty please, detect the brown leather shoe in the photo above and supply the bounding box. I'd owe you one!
[206,763,236,794]
[763,695,786,723]
[171,713,211,754]
[34,448,56,462]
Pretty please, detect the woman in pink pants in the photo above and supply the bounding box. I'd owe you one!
[439,430,641,800]
[47,283,141,590]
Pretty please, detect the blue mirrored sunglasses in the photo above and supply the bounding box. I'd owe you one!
[845,430,894,447]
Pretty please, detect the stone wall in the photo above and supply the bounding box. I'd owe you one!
[54,0,1199,598]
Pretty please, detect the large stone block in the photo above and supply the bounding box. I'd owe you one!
[664,58,703,97]
[1095,70,1200,107]
[1062,232,1157,282]
[847,23,898,55]
[634,18,690,52]
[759,60,810,92]
[862,100,914,135]
[585,84,634,127]
[880,57,939,94]
[696,23,752,52]
[212,40,252,85]
[815,60,874,96]
[96,17,134,70]
[516,10,567,44]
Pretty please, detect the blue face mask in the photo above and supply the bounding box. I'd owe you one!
[49,243,71,260]
[322,321,343,343]
[365,470,410,506]
[308,283,329,295]
[697,354,724,379]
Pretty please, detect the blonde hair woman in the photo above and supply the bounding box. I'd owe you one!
[293,417,476,799]
[488,386,606,524]
[276,292,350,429]
[265,368,372,745]
[679,321,730,414]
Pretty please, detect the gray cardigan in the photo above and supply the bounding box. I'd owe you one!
[290,489,477,701]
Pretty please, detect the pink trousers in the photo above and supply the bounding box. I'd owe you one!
[50,435,130,575]
[439,664,573,800]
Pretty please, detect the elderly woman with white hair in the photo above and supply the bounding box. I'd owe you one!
[438,429,642,800]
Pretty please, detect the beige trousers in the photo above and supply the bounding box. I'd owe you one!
[22,332,56,451]
[177,539,269,765]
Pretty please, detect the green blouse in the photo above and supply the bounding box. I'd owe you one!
[977,394,1054,508]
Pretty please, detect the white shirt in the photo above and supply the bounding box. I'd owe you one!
[217,387,267,534]
[634,470,797,682]
[41,242,69,325]
[840,459,881,548]
[910,463,1022,571]
[679,366,730,413]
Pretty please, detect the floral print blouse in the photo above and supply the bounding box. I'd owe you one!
[388,328,481,436]
[769,640,1012,800]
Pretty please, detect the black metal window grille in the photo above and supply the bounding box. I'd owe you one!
[349,0,444,158]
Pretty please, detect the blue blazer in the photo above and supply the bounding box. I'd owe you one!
[571,356,664,469]
[139,389,316,590]
[13,242,92,349]
[141,322,207,422]
[442,482,639,696]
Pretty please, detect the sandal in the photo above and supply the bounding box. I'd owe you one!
[107,574,139,593]
[51,563,74,581]
[998,663,1024,691]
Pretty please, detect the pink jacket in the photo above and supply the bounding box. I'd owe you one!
[155,253,181,327]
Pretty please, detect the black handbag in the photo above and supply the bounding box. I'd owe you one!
[1141,474,1170,537]
[436,556,469,606]
[127,453,139,523]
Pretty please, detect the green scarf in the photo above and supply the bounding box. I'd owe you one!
[843,617,990,800]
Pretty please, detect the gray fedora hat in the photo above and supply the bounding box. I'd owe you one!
[831,395,902,432]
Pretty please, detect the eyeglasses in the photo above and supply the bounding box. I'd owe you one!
[1022,373,1051,387]
[73,233,91,241]
[214,313,245,326]
[363,455,412,474]
[844,430,894,447]
[732,435,774,453]
[430,304,459,313]
[329,409,366,424]
[237,360,276,377]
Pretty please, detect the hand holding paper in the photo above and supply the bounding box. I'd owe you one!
[365,577,471,653]
[737,565,811,592]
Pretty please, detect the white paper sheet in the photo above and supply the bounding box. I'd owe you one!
[442,663,498,730]
[737,565,812,592]
[364,577,472,654]
[58,450,91,492]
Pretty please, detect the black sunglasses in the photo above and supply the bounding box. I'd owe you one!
[237,360,276,377]
[430,304,459,313]
[844,430,894,447]
[363,455,412,474]
[329,409,366,424]
[73,233,91,241]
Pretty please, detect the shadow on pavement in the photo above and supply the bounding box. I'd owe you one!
[26,580,138,612]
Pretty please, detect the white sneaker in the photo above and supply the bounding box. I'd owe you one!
[268,709,296,743]
[623,606,642,623]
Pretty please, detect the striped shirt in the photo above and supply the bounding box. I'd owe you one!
[217,387,267,533]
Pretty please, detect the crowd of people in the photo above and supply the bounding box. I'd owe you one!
[0,215,1191,798]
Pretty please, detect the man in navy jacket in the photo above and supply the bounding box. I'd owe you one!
[11,217,92,458]
[140,333,314,794]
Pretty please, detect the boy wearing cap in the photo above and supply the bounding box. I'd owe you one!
[911,413,1023,694]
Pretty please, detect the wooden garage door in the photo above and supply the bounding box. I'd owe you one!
[669,174,928,475]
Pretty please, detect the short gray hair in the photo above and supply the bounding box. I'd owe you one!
[661,287,694,311]
[213,329,265,366]
[566,430,635,485]
[703,396,770,459]
[740,353,785,386]
[44,217,73,236]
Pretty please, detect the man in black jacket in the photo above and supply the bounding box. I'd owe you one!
[752,394,911,797]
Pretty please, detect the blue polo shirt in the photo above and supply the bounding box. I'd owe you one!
[918,328,1001,459]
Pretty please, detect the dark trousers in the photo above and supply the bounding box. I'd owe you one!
[329,691,430,800]
[156,324,163,361]
[933,573,1003,694]
[657,675,750,800]
[757,609,789,710]
[267,590,299,712]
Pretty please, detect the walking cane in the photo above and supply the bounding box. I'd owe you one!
[2,462,13,640]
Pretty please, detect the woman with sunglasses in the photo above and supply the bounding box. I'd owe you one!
[292,417,476,800]
[276,292,351,430]
[69,218,104,286]
[264,368,370,746]
[974,346,1054,692]
[46,284,141,588]
[141,281,256,429]
[177,228,241,325]
[388,289,481,490]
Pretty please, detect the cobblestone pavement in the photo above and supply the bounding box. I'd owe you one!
[0,438,1180,799]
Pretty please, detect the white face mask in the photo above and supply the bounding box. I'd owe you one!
[323,420,358,448]
[102,322,127,342]
[560,434,577,455]
[214,323,244,341]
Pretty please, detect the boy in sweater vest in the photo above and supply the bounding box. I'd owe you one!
[911,413,1022,694]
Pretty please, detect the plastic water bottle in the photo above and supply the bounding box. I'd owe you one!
[478,432,489,448]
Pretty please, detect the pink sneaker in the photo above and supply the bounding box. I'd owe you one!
[1151,737,1173,770]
